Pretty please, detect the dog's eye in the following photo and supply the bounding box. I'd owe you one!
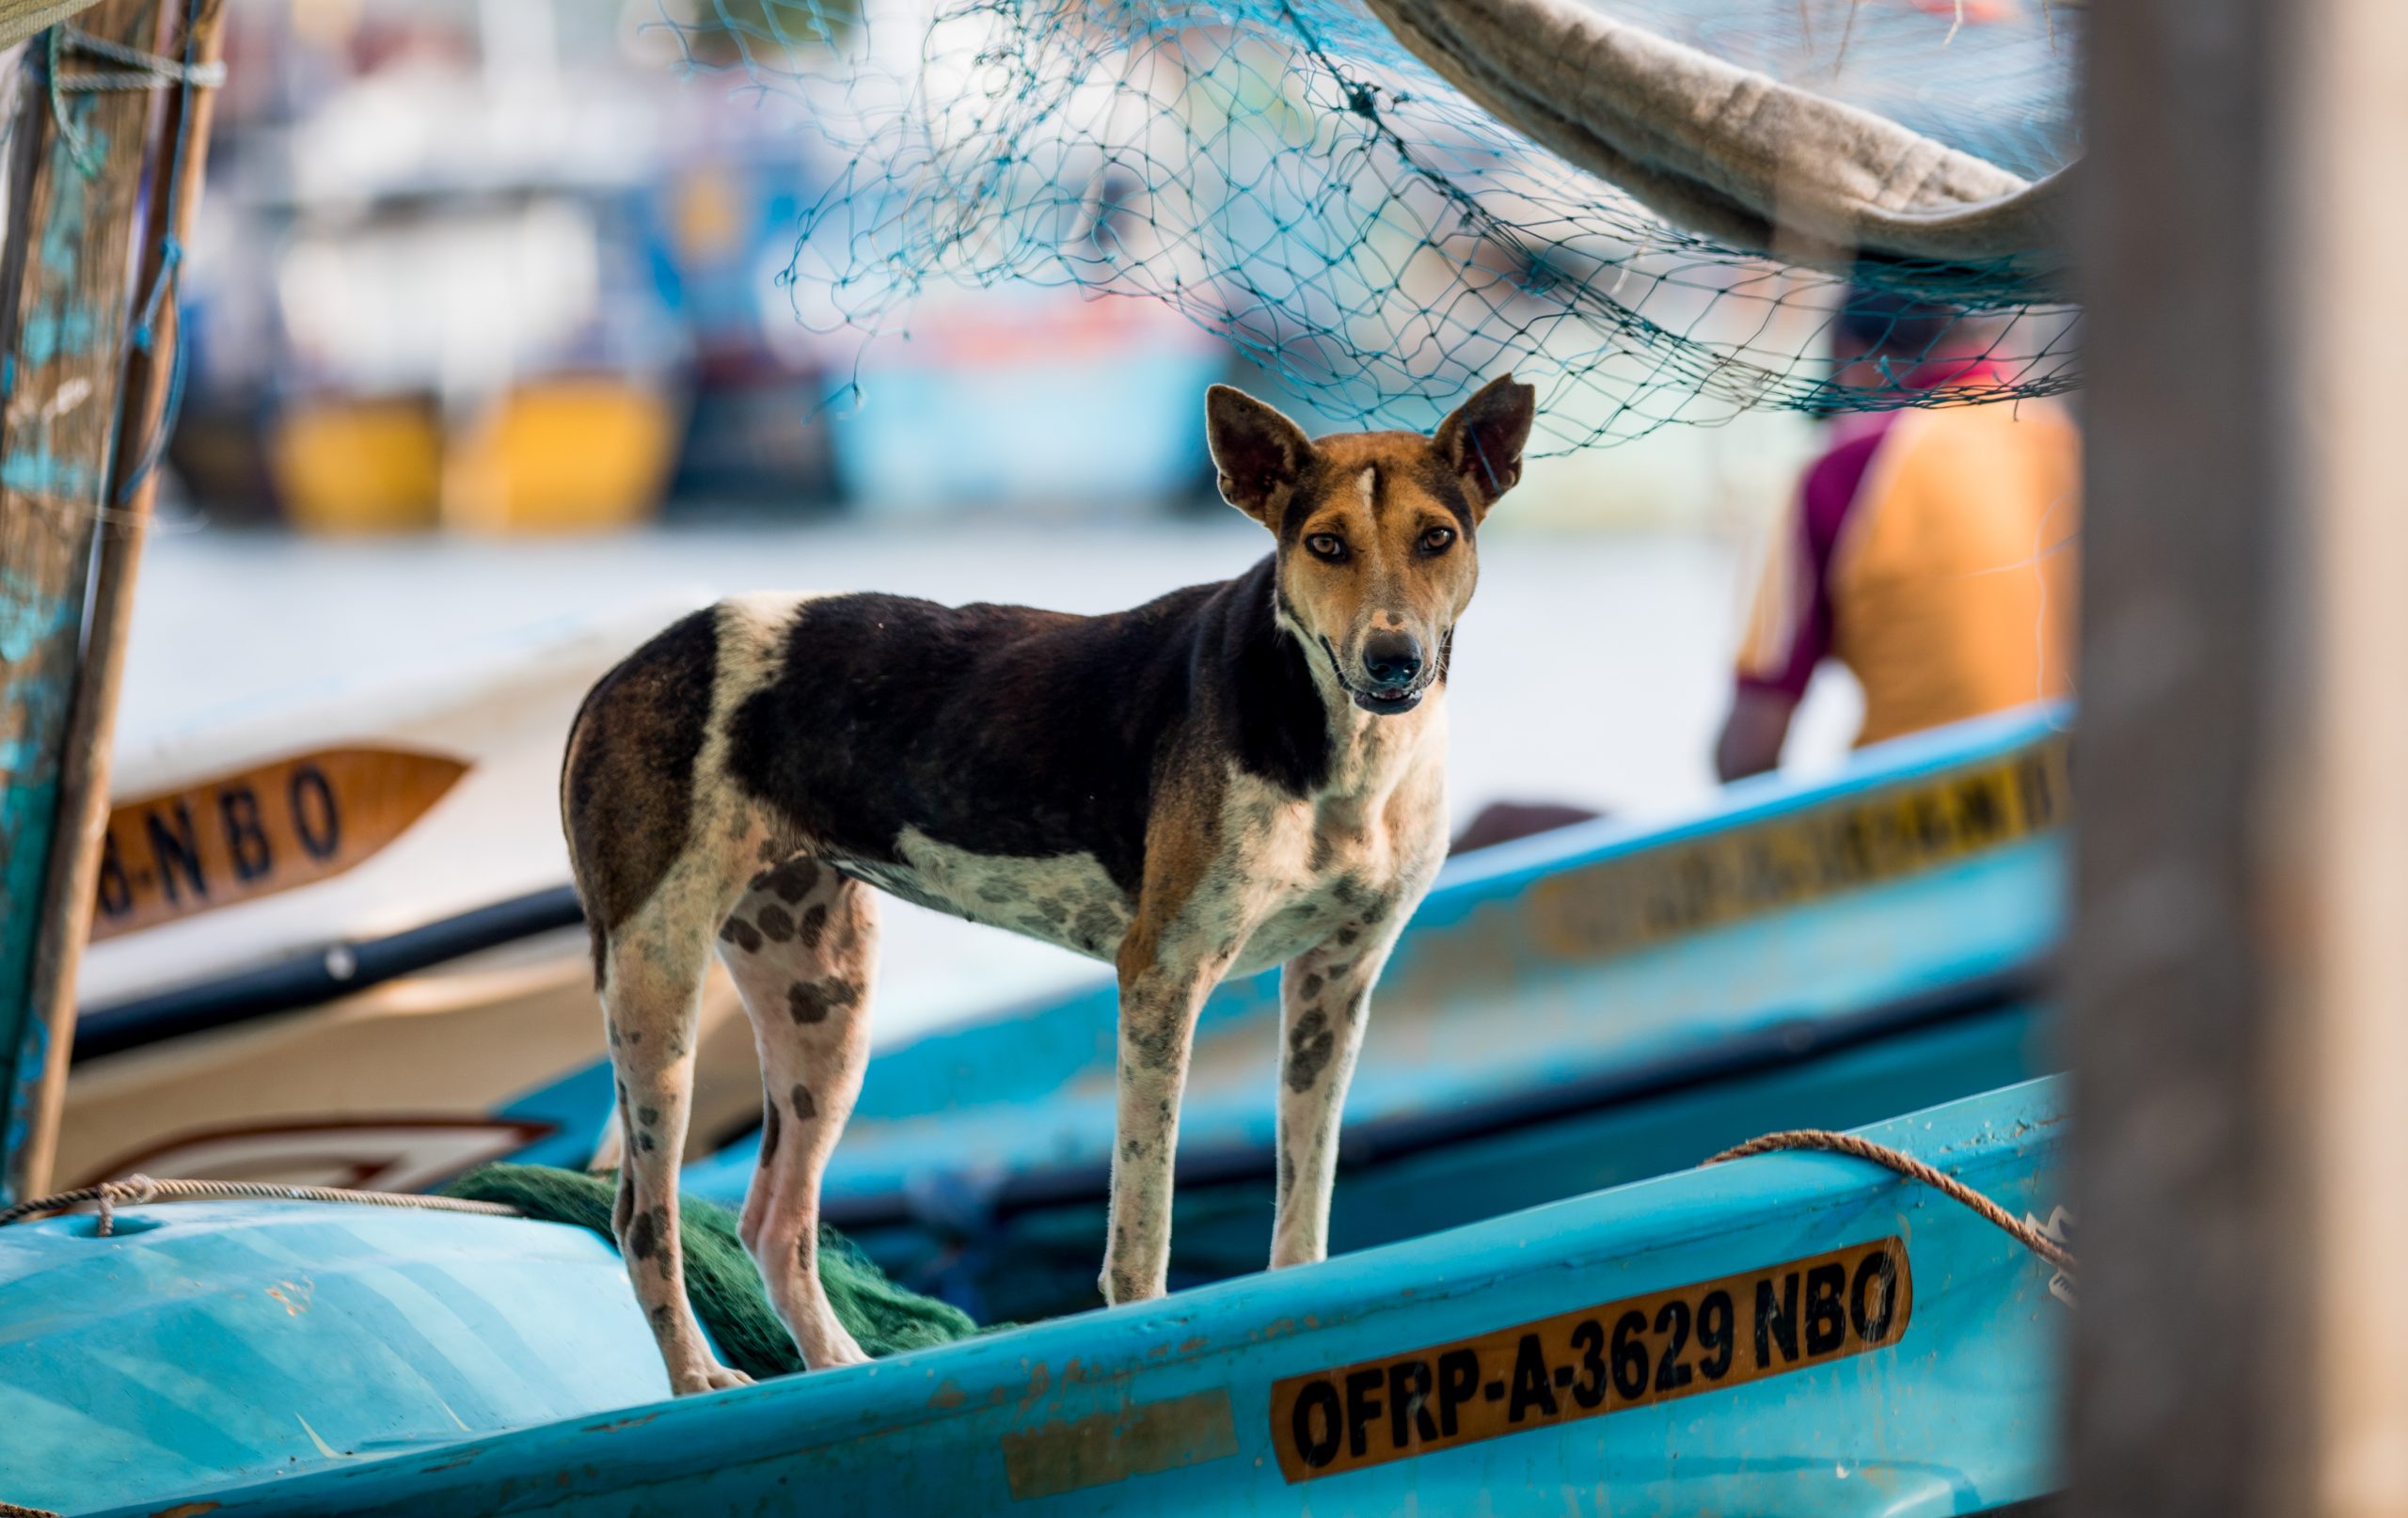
[1420,526,1456,553]
[1306,533,1347,561]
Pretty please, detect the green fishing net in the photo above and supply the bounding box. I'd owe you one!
[444,1164,984,1378]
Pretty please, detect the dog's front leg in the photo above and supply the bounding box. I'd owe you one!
[1101,945,1228,1305]
[1271,905,1411,1270]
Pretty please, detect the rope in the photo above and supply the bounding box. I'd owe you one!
[110,0,208,506]
[41,18,225,179]
[1704,1129,2076,1275]
[0,1501,62,1518]
[0,1175,520,1235]
[50,26,226,90]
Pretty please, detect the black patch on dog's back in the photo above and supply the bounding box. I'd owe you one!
[564,609,720,982]
[723,557,1328,894]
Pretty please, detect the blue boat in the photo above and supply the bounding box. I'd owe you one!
[0,712,2072,1514]
[6,1075,2067,1517]
[0,1200,674,1512]
[681,705,2069,1320]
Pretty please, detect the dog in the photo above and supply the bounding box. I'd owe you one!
[561,374,1535,1392]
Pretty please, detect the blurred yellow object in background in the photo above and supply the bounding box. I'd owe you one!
[269,382,681,536]
[442,378,682,535]
[271,396,442,533]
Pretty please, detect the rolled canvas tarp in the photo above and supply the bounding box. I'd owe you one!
[1359,0,2073,275]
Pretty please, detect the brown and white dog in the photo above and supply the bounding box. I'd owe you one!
[561,375,1535,1392]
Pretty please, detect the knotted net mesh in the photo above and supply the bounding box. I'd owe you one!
[661,0,2081,449]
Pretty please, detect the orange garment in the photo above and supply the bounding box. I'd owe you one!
[1737,400,2082,746]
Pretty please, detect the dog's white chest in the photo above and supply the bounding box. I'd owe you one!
[1221,784,1432,976]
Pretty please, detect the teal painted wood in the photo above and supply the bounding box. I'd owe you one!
[0,1203,673,1515]
[0,9,160,1208]
[678,705,2069,1314]
[82,1076,2068,1518]
[0,554,79,1202]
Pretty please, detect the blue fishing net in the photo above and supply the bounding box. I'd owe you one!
[660,0,2081,449]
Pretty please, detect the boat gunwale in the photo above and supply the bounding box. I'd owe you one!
[80,1074,2069,1518]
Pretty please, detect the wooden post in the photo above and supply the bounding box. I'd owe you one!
[2274,0,2408,1510]
[10,0,223,1203]
[0,0,168,1209]
[2071,0,2408,1512]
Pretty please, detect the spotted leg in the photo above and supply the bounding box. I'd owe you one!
[720,856,877,1369]
[1270,908,1410,1270]
[1099,941,1228,1305]
[601,894,752,1395]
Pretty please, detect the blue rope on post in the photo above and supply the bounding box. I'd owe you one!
[42,21,225,177]
[41,27,99,177]
[110,1,213,506]
[30,8,216,500]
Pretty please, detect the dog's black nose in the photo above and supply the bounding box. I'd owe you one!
[1362,630,1424,690]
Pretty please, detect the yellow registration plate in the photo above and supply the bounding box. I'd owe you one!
[1529,740,2067,960]
[1268,1237,1913,1482]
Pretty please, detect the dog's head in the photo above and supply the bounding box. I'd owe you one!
[1207,374,1536,715]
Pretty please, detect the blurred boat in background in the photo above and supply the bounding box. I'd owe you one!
[163,1,1239,534]
[55,600,768,1193]
[826,286,1227,514]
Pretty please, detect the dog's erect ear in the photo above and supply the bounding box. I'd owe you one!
[1206,386,1314,527]
[1434,374,1537,519]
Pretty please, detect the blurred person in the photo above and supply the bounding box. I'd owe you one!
[1715,288,2082,782]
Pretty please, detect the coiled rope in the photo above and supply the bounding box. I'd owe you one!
[0,1175,519,1236]
[1705,1129,2075,1275]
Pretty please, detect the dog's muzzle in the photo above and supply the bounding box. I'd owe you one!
[1346,677,1427,714]
[1322,634,1433,714]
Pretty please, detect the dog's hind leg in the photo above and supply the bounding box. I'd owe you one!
[602,889,752,1396]
[721,856,877,1369]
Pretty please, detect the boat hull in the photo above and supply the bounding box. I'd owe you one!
[83,1077,2068,1518]
[0,1204,671,1515]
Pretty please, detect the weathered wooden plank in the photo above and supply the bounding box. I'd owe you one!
[0,0,164,1207]
[9,0,223,1202]
[2272,1,2408,1510]
[2067,0,2290,1502]
[2071,0,2408,1512]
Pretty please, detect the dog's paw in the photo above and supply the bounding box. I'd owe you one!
[804,1331,873,1371]
[673,1363,755,1396]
